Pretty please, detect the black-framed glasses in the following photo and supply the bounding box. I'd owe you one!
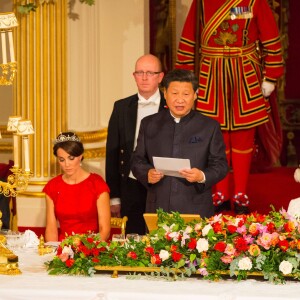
[134,71,161,77]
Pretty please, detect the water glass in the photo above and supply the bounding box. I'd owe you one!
[6,231,26,249]
[126,233,140,242]
[111,234,125,243]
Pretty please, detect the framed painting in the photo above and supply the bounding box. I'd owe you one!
[149,0,177,73]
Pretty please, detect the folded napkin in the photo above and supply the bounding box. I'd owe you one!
[287,197,300,219]
[23,230,40,248]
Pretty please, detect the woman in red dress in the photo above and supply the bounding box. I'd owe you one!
[43,132,111,241]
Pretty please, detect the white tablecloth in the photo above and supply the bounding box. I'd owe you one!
[0,248,299,300]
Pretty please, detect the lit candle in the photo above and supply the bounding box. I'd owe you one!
[1,31,7,65]
[23,136,30,172]
[8,30,15,63]
[13,133,19,168]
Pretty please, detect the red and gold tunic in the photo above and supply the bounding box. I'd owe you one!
[176,0,284,130]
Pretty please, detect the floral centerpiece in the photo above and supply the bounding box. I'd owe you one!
[46,208,300,284]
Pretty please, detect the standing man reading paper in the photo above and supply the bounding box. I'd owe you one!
[131,69,228,217]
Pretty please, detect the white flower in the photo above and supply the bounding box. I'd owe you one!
[196,238,209,253]
[62,245,74,258]
[279,260,293,275]
[238,257,252,271]
[194,223,202,231]
[202,224,212,236]
[294,167,300,183]
[184,226,193,234]
[159,249,170,261]
[169,231,180,242]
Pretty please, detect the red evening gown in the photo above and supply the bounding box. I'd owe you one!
[43,173,110,240]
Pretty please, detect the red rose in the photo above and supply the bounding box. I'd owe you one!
[151,254,162,265]
[278,239,289,252]
[234,237,249,252]
[165,233,172,241]
[79,245,91,256]
[172,251,183,262]
[145,247,155,255]
[170,244,177,252]
[127,251,138,260]
[214,241,226,252]
[188,238,197,250]
[237,219,245,227]
[212,222,223,233]
[267,222,276,233]
[284,221,295,233]
[87,237,94,243]
[256,214,266,223]
[227,225,237,234]
[56,245,62,255]
[91,248,100,256]
[92,257,100,263]
[65,258,75,268]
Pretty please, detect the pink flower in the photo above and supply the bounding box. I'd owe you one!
[257,232,273,250]
[224,244,236,256]
[221,255,233,264]
[198,268,208,276]
[58,252,69,262]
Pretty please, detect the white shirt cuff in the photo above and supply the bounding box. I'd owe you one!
[110,197,121,206]
[197,171,206,183]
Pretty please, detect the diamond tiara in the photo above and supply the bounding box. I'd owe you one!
[54,133,81,145]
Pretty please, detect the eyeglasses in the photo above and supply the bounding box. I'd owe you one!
[134,71,161,77]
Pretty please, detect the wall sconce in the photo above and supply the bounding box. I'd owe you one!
[0,12,18,85]
[0,116,34,197]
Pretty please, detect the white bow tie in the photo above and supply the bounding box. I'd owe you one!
[138,99,156,106]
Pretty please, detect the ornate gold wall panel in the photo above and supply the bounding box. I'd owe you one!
[13,0,67,179]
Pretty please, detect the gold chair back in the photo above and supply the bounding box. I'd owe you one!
[110,216,128,236]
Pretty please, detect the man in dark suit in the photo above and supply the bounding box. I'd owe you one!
[131,69,228,217]
[105,54,166,235]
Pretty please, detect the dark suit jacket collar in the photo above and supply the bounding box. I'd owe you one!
[167,109,195,123]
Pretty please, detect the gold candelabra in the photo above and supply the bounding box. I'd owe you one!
[0,117,34,197]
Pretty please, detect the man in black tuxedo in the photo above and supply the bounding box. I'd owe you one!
[105,54,166,235]
[131,69,228,217]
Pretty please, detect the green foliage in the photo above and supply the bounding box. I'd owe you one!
[16,0,95,14]
[79,0,95,5]
[17,3,37,14]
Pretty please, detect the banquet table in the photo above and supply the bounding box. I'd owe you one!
[0,247,300,300]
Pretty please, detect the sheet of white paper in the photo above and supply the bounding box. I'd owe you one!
[153,157,191,178]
